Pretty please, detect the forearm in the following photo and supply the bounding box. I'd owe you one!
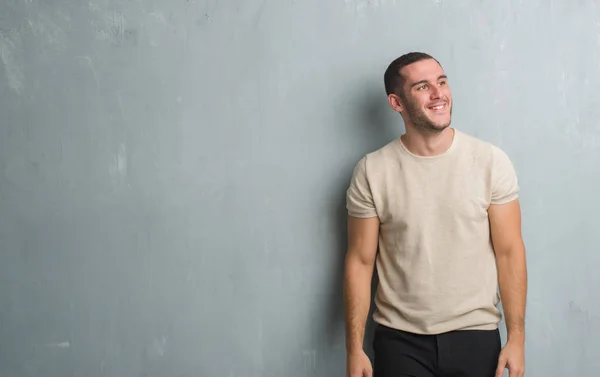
[496,244,527,343]
[343,255,374,354]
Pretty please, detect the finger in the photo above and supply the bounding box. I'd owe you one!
[495,359,506,377]
[365,366,373,377]
[509,366,525,377]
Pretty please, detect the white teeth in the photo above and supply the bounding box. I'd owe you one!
[432,105,444,110]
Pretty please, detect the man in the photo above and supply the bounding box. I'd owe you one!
[343,52,527,377]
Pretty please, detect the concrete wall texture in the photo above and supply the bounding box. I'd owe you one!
[1,0,599,376]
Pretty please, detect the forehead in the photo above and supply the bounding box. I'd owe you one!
[400,59,446,84]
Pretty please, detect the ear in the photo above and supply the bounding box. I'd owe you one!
[387,93,404,113]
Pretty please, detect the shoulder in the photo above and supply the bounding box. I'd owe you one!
[455,130,513,166]
[455,130,519,201]
[456,130,494,154]
[358,138,402,172]
[347,138,402,194]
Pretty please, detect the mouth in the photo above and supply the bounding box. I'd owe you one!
[427,102,448,112]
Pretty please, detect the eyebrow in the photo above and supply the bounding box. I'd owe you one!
[409,75,448,88]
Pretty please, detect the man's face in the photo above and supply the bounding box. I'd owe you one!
[395,59,453,132]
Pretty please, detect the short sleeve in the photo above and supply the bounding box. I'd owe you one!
[346,156,378,218]
[490,146,519,204]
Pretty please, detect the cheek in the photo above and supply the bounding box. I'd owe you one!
[412,100,429,111]
[414,95,430,107]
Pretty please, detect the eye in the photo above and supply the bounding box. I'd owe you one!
[439,81,447,86]
[417,84,427,91]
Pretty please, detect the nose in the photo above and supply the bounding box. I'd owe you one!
[430,85,442,99]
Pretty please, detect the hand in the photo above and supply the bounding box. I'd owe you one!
[495,340,525,377]
[346,350,372,377]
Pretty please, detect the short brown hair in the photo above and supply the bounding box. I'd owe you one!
[384,52,441,96]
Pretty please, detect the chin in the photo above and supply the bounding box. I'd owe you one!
[410,111,452,132]
[433,125,450,132]
[427,121,451,132]
[433,116,452,128]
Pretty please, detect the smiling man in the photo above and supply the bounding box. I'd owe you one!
[343,52,527,377]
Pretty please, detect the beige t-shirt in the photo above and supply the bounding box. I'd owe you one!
[346,129,519,335]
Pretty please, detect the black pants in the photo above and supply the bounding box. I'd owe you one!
[373,324,501,377]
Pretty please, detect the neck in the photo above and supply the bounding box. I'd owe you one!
[400,126,455,157]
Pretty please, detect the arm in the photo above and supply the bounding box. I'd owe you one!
[343,215,379,355]
[489,199,527,343]
[489,199,527,377]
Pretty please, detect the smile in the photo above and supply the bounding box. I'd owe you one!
[427,103,447,112]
